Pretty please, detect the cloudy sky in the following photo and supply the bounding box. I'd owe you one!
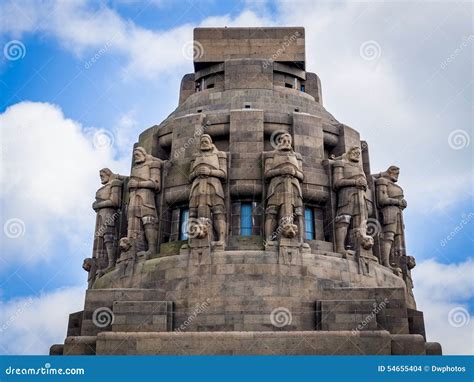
[0,0,472,355]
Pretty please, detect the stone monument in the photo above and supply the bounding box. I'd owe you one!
[51,27,441,356]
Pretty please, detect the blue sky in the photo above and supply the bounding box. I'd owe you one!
[0,0,472,355]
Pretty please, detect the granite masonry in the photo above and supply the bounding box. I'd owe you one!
[50,27,442,356]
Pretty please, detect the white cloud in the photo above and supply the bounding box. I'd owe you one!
[0,101,129,265]
[0,1,271,80]
[0,286,85,355]
[414,258,474,355]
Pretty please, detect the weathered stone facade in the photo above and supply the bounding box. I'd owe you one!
[51,27,441,356]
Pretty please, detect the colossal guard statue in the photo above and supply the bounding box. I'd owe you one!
[375,165,408,269]
[127,147,162,259]
[91,168,124,273]
[188,134,227,246]
[332,146,373,254]
[264,132,305,245]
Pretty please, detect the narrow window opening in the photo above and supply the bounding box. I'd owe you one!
[179,208,190,240]
[304,207,315,240]
[240,203,252,236]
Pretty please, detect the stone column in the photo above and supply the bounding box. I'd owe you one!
[229,109,265,234]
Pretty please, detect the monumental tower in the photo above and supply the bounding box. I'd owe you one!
[51,27,441,355]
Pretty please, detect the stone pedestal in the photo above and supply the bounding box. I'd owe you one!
[51,250,441,356]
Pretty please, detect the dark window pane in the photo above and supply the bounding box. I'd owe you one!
[179,208,189,240]
[241,203,252,236]
[304,207,315,240]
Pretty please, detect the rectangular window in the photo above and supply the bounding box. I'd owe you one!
[179,208,189,240]
[240,203,252,236]
[304,207,315,240]
[300,84,305,92]
[285,83,293,89]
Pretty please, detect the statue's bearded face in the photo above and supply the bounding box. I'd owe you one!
[278,134,292,151]
[389,169,399,182]
[119,238,131,251]
[99,171,110,184]
[82,259,92,272]
[134,150,146,163]
[348,148,361,162]
[200,136,212,151]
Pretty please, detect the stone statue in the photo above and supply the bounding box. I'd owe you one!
[82,257,97,288]
[404,255,416,308]
[92,168,124,273]
[116,237,136,277]
[333,146,373,254]
[375,165,407,268]
[189,134,227,246]
[264,132,305,244]
[127,147,162,259]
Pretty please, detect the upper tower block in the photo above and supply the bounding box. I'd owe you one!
[193,27,305,70]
